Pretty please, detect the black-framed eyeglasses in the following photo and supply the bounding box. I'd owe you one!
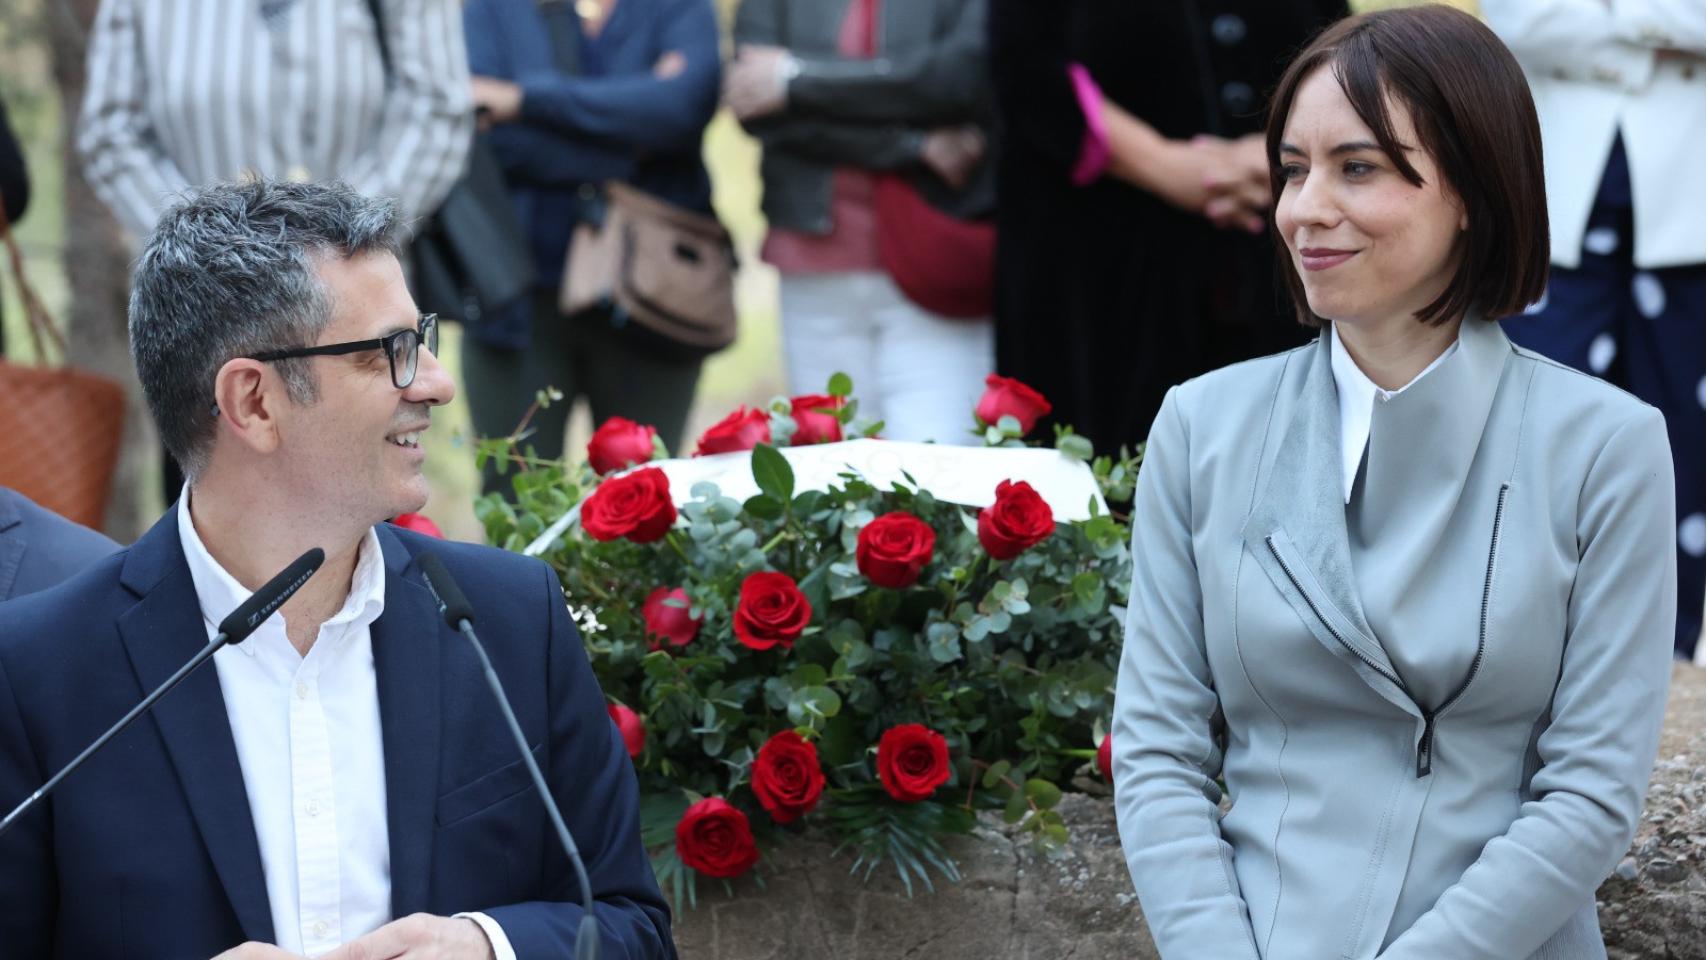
[249,313,439,389]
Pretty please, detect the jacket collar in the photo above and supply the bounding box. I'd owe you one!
[0,490,24,600]
[1240,317,1511,707]
[116,503,276,944]
[370,522,446,920]
[116,508,450,933]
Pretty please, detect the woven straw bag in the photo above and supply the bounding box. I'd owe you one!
[0,194,125,529]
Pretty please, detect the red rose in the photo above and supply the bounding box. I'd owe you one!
[1097,732,1113,782]
[675,797,760,879]
[788,394,844,445]
[390,512,443,538]
[975,374,1052,435]
[642,586,700,650]
[855,512,936,589]
[977,480,1056,560]
[607,703,645,759]
[877,724,951,803]
[695,407,772,456]
[750,730,826,824]
[732,572,813,651]
[581,467,677,543]
[587,416,658,475]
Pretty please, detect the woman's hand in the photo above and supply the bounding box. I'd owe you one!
[920,125,985,189]
[724,45,794,121]
[470,76,523,129]
[1105,103,1270,233]
[1195,134,1272,234]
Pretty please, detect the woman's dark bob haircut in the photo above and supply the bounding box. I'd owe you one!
[1265,5,1549,327]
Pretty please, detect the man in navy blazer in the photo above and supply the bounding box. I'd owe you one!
[0,486,119,601]
[0,181,675,959]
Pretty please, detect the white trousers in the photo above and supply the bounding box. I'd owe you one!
[779,271,995,446]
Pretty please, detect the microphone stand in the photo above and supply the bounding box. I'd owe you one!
[0,547,325,839]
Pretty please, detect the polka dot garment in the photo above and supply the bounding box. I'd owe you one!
[1503,139,1706,660]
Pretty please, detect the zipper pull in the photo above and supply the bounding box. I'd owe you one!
[1416,714,1435,778]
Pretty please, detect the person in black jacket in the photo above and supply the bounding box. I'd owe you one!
[0,97,30,356]
[990,1,1345,456]
[730,0,998,445]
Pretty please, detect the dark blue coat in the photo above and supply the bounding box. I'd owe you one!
[0,487,119,602]
[0,508,675,958]
[463,0,720,349]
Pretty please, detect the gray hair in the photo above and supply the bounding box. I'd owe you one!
[129,179,402,477]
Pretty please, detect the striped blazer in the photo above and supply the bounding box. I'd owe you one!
[77,0,471,240]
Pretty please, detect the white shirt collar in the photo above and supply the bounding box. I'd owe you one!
[1328,324,1460,504]
[176,486,387,652]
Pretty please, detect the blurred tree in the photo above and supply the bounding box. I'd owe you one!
[49,0,154,541]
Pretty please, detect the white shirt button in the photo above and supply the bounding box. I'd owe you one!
[306,798,321,817]
[312,919,329,939]
[295,681,310,700]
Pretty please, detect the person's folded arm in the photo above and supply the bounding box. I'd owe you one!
[464,0,635,187]
[515,0,720,153]
[341,0,474,229]
[73,0,193,240]
[783,0,987,126]
[486,124,635,187]
[1378,409,1676,959]
[745,117,925,171]
[1112,385,1263,960]
[1610,0,1706,55]
[479,561,676,959]
[1483,0,1658,91]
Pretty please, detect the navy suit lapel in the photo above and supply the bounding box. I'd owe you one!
[371,526,444,919]
[0,490,24,600]
[115,505,275,944]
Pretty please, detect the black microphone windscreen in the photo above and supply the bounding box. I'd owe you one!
[218,547,325,645]
[418,552,475,628]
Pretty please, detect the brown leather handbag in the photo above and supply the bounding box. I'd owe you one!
[0,196,125,529]
[559,181,738,356]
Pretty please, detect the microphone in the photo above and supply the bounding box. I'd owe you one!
[417,553,601,960]
[0,547,325,839]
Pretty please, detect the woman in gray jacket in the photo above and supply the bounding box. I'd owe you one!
[1112,8,1676,960]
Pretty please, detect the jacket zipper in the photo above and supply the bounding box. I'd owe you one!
[1267,513,1502,781]
[1265,536,1406,692]
[1416,483,1509,776]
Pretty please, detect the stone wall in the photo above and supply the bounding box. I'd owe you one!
[675,665,1705,959]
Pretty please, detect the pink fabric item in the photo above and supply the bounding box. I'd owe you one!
[1067,63,1110,186]
[762,0,884,275]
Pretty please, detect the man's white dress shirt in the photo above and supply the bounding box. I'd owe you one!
[177,495,514,958]
[1329,323,1461,504]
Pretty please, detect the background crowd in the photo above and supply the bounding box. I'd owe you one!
[0,0,1700,661]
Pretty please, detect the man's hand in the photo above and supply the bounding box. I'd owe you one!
[920,125,986,189]
[724,44,793,121]
[470,76,523,130]
[210,944,305,960]
[653,50,687,80]
[317,914,496,960]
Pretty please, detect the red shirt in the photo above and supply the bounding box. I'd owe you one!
[760,0,884,275]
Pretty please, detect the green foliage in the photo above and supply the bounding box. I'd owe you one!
[478,378,1140,900]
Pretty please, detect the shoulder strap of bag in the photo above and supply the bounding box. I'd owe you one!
[538,0,585,77]
[364,0,393,83]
